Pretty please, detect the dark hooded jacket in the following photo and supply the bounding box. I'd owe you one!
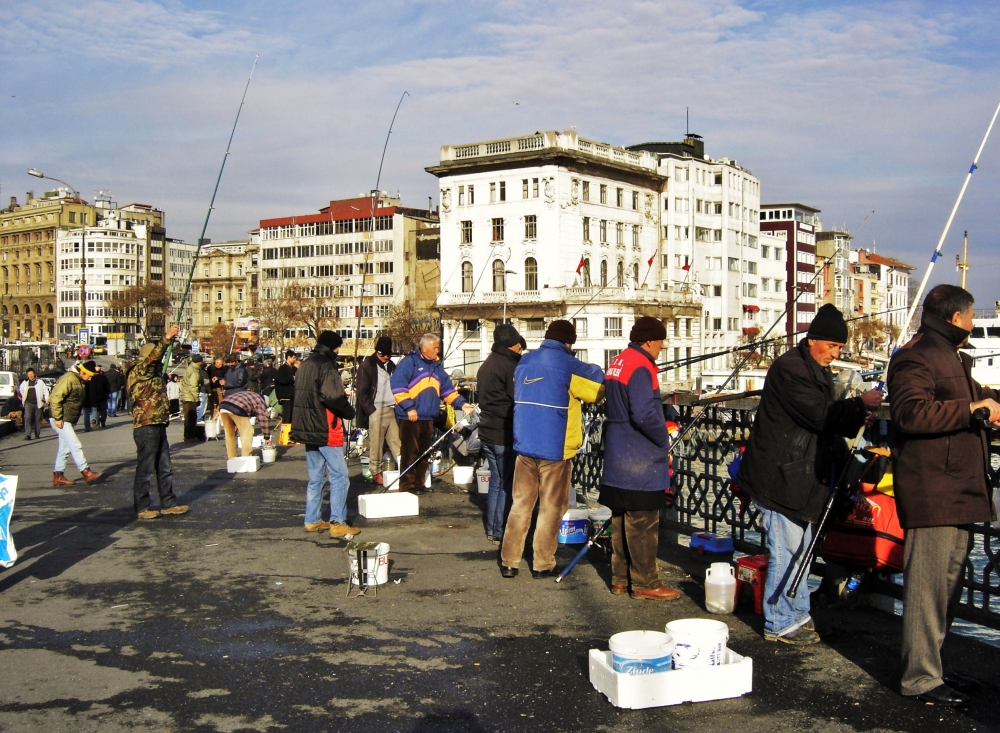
[737,339,868,523]
[290,344,356,446]
[355,353,396,430]
[476,342,521,446]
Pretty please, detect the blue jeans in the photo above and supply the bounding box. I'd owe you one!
[108,391,120,417]
[305,445,349,525]
[197,393,209,422]
[761,506,814,636]
[49,418,89,473]
[481,441,516,539]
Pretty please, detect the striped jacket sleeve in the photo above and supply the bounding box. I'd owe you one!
[390,356,417,413]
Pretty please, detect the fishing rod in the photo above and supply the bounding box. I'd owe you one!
[890,96,1000,355]
[165,55,258,366]
[381,406,480,492]
[440,241,508,362]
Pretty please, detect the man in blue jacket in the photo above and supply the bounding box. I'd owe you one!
[500,320,604,578]
[391,334,475,492]
[599,316,680,600]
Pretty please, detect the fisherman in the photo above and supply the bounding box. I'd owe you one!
[180,354,207,442]
[737,304,882,644]
[48,360,104,486]
[500,320,604,578]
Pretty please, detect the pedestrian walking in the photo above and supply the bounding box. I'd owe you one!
[18,367,49,440]
[355,335,400,486]
[197,358,211,422]
[223,353,248,396]
[166,374,181,417]
[259,356,278,396]
[49,361,104,486]
[180,355,207,442]
[106,364,125,418]
[500,320,604,578]
[290,331,359,538]
[476,324,523,543]
[888,285,1000,706]
[391,334,474,493]
[125,324,188,520]
[599,317,679,600]
[219,389,271,459]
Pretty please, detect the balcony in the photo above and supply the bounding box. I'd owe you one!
[439,130,657,171]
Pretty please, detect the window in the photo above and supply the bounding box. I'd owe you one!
[600,185,607,204]
[728,257,740,271]
[604,349,621,370]
[714,172,722,185]
[582,258,591,287]
[616,188,623,207]
[713,317,722,331]
[632,262,639,285]
[599,220,607,243]
[582,181,590,201]
[492,218,504,242]
[615,222,624,245]
[524,257,538,291]
[463,350,481,377]
[744,261,757,274]
[583,217,591,242]
[524,318,545,334]
[524,215,537,240]
[492,259,505,292]
[675,198,689,213]
[713,285,722,297]
[468,184,475,204]
[616,260,624,286]
[463,319,480,335]
[459,220,474,244]
[216,290,223,301]
[490,182,496,203]
[237,288,244,301]
[761,245,770,259]
[600,260,608,287]
[573,349,588,362]
[572,318,588,338]
[604,317,622,337]
[762,278,770,292]
[461,261,473,293]
[533,178,539,197]
[632,191,639,210]
[522,179,529,199]
[458,185,465,206]
[728,317,739,331]
[632,225,639,247]
[744,283,758,297]
[499,181,506,201]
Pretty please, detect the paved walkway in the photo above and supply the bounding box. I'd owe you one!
[0,413,998,732]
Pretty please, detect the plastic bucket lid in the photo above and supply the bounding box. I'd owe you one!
[562,508,590,521]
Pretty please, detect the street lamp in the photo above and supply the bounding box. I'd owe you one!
[28,168,87,332]
[503,269,518,321]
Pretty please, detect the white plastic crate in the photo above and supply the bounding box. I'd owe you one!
[227,456,260,473]
[358,491,419,519]
[588,647,752,709]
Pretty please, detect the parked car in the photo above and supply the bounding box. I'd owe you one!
[0,371,15,400]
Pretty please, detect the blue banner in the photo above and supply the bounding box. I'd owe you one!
[0,474,18,568]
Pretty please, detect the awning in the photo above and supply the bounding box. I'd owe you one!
[742,304,760,313]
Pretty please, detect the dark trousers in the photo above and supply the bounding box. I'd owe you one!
[611,510,662,590]
[501,455,572,572]
[900,525,970,696]
[132,425,178,513]
[182,401,200,440]
[279,398,294,424]
[397,419,433,491]
[24,401,43,437]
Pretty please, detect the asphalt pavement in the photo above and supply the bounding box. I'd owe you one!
[1,412,998,732]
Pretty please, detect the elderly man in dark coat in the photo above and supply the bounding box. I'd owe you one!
[738,304,882,644]
[888,284,1000,707]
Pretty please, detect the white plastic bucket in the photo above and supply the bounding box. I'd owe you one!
[609,630,675,675]
[348,542,390,586]
[452,465,475,484]
[204,419,220,439]
[476,468,491,494]
[589,505,613,538]
[383,470,400,491]
[261,446,277,464]
[705,562,737,614]
[665,618,729,669]
[558,508,590,544]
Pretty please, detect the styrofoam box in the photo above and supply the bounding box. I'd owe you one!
[358,491,419,519]
[589,648,752,709]
[236,435,265,449]
[227,456,260,473]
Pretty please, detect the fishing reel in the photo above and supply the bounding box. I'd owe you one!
[972,407,997,432]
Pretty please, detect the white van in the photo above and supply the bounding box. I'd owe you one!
[0,372,15,400]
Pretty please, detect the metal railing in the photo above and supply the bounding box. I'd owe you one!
[571,399,1000,631]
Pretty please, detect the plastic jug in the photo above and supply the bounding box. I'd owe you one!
[705,562,736,614]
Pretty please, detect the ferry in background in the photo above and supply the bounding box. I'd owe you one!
[964,311,1000,388]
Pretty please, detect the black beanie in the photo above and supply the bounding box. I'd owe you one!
[493,323,521,348]
[192,354,204,363]
[375,336,393,356]
[630,316,667,343]
[544,319,577,345]
[79,360,97,375]
[807,304,849,343]
[317,330,344,351]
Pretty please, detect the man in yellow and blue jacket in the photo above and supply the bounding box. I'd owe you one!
[500,320,605,578]
[391,333,475,492]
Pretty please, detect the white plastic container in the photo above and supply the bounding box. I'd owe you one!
[204,418,220,439]
[358,492,419,519]
[476,467,491,494]
[348,542,390,585]
[558,508,590,544]
[665,619,729,669]
[261,446,277,464]
[705,562,737,614]
[608,630,675,675]
[382,470,400,491]
[227,456,260,474]
[589,505,613,537]
[452,465,475,484]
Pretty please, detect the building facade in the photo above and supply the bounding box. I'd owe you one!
[759,203,821,339]
[187,239,256,347]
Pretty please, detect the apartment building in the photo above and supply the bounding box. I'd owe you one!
[855,250,913,334]
[187,239,257,345]
[759,203,821,338]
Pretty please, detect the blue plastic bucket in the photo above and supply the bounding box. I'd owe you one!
[558,508,589,544]
[609,630,675,675]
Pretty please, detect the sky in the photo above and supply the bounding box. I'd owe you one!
[3,0,1000,303]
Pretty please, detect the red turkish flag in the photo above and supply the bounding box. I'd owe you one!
[576,256,586,275]
[647,253,655,267]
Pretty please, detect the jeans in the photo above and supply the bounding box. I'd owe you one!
[108,391,120,417]
[481,441,515,539]
[760,506,814,636]
[24,401,43,438]
[197,393,209,422]
[132,424,179,513]
[305,444,349,525]
[81,406,97,431]
[50,418,88,473]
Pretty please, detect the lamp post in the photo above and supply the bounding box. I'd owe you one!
[503,269,517,322]
[27,169,87,334]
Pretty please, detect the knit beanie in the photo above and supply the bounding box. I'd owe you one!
[227,352,241,363]
[375,336,393,356]
[79,360,97,376]
[493,323,521,348]
[630,316,667,343]
[544,319,577,345]
[139,342,157,359]
[807,304,849,343]
[192,354,204,363]
[317,330,344,351]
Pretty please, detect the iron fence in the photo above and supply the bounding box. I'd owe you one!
[572,398,1000,632]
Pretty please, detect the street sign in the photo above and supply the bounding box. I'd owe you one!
[78,328,90,344]
[191,339,200,354]
[77,345,91,358]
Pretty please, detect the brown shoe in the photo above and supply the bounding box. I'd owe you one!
[304,521,331,532]
[372,473,383,485]
[53,471,75,486]
[137,510,160,520]
[160,505,189,516]
[631,586,681,601]
[611,584,629,595]
[329,522,361,539]
[81,468,104,484]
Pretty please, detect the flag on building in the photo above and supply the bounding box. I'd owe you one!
[647,253,655,267]
[576,256,586,275]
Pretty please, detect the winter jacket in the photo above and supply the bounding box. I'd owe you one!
[737,339,868,523]
[106,368,125,393]
[180,363,207,402]
[125,338,172,428]
[290,344,356,447]
[49,368,86,424]
[259,365,278,395]
[513,339,605,461]
[90,373,111,404]
[477,343,521,446]
[391,349,466,421]
[208,364,227,391]
[356,353,396,429]
[223,361,249,396]
[274,363,297,401]
[600,344,669,492]
[888,313,998,528]
[18,378,50,406]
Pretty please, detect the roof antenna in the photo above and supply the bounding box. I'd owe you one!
[686,107,689,136]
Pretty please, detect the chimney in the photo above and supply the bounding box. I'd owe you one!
[26,190,34,202]
[9,196,17,209]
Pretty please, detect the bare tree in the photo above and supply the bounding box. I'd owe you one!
[256,284,307,352]
[383,302,430,354]
[210,321,235,358]
[106,282,173,338]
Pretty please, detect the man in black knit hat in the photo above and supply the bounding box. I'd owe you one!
[738,304,882,644]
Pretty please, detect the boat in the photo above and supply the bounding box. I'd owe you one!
[963,313,1000,388]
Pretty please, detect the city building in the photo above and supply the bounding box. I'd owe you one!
[257,195,439,355]
[759,203,821,339]
[187,239,257,349]
[167,238,198,335]
[855,249,913,335]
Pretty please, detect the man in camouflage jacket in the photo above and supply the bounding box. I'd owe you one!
[125,324,188,520]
